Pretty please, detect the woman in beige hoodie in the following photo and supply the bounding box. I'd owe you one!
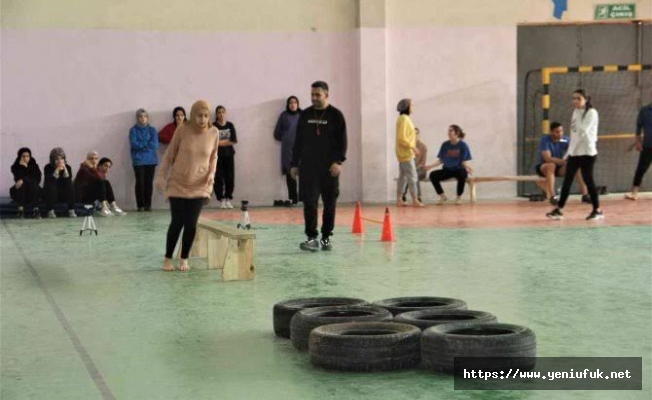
[156,100,219,271]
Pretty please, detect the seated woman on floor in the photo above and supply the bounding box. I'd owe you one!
[43,147,76,218]
[10,147,42,218]
[73,152,126,216]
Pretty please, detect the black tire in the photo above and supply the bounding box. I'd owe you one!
[394,309,496,330]
[373,296,467,316]
[290,305,392,351]
[421,323,537,374]
[273,297,367,339]
[309,322,421,372]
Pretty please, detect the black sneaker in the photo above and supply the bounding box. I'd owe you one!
[549,195,559,206]
[581,195,591,204]
[546,208,564,220]
[32,208,41,219]
[300,238,320,252]
[320,238,333,251]
[586,210,604,220]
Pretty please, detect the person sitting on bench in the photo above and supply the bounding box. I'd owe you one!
[427,125,473,205]
[535,122,589,205]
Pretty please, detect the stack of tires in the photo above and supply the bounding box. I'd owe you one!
[273,296,536,374]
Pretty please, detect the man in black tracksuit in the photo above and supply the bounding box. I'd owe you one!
[290,81,347,251]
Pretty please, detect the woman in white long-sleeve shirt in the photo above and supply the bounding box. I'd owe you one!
[547,89,604,220]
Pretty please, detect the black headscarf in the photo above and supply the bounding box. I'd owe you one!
[12,147,37,168]
[286,96,301,115]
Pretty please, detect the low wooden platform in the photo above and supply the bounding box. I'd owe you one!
[188,217,256,281]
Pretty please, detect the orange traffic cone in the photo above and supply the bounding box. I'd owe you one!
[380,207,395,242]
[352,201,365,234]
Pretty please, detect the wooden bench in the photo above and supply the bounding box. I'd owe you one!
[397,175,546,204]
[467,176,545,204]
[186,217,256,281]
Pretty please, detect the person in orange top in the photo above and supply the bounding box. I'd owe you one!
[156,100,219,272]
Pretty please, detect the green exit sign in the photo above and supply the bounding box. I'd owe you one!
[595,4,636,20]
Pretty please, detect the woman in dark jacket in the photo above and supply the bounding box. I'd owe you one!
[273,96,301,205]
[43,147,76,218]
[10,147,42,218]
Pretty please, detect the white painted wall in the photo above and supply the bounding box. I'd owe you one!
[385,26,518,200]
[1,29,361,208]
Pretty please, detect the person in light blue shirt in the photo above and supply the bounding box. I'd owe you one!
[129,108,158,211]
[426,125,473,205]
[535,121,588,205]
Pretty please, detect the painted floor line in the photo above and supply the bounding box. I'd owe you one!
[2,222,116,400]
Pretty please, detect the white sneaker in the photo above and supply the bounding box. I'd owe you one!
[436,195,448,205]
[99,203,113,217]
[225,200,234,209]
[220,200,227,209]
[47,210,57,218]
[110,202,127,216]
[68,210,77,218]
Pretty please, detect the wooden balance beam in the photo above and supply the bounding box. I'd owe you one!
[186,217,256,281]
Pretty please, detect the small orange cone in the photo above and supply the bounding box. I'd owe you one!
[380,207,395,242]
[352,201,365,234]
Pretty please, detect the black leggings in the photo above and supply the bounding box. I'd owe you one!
[79,180,115,204]
[134,165,156,209]
[44,180,75,211]
[558,156,599,210]
[214,156,235,200]
[633,147,652,187]
[429,168,468,196]
[165,198,205,259]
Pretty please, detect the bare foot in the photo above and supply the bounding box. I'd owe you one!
[412,200,425,207]
[179,259,190,272]
[162,258,175,272]
[624,193,637,201]
[436,195,448,205]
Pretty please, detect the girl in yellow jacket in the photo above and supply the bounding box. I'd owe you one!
[395,98,424,207]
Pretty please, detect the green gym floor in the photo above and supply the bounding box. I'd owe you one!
[1,199,651,400]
